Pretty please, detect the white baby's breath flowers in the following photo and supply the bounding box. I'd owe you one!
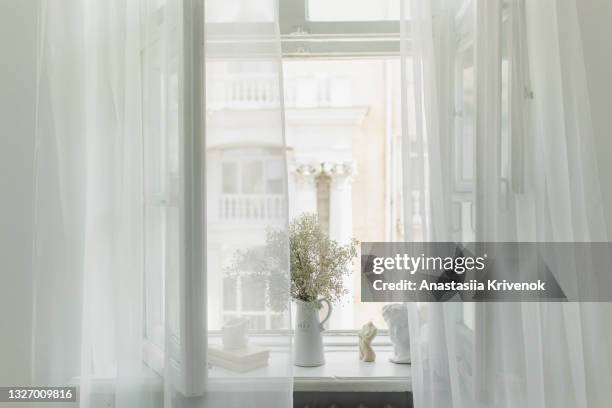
[289,213,358,305]
[228,213,358,311]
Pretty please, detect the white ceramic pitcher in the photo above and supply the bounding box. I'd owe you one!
[293,298,332,367]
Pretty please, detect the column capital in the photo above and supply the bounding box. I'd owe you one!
[322,161,357,189]
[290,163,322,189]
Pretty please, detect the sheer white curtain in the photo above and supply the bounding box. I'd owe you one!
[203,0,292,406]
[33,0,291,407]
[401,0,612,407]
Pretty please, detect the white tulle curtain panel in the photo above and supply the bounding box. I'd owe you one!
[401,0,612,407]
[33,0,291,407]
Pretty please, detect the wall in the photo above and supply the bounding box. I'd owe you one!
[0,0,38,387]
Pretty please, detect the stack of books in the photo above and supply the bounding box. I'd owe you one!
[208,345,270,373]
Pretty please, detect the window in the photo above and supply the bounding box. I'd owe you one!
[193,0,408,334]
[138,5,532,394]
[203,0,400,58]
[205,0,275,23]
[143,0,500,340]
[266,160,285,194]
[146,0,526,340]
[223,274,287,330]
[307,0,400,22]
[221,158,284,195]
[221,162,237,194]
[142,41,180,352]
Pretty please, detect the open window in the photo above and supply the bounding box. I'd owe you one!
[141,0,205,396]
[146,0,407,347]
[141,0,531,377]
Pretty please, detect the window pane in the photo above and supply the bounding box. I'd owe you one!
[222,162,238,194]
[142,45,166,348]
[307,0,400,21]
[271,314,288,330]
[241,276,266,311]
[242,161,264,194]
[223,277,237,310]
[246,315,267,330]
[459,49,475,183]
[206,0,274,22]
[266,160,284,194]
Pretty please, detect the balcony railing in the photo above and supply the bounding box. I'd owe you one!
[219,194,285,221]
[207,74,351,110]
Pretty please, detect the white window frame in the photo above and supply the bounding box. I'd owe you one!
[205,0,401,58]
[141,0,206,397]
[280,0,400,57]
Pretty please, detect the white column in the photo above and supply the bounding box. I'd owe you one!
[325,162,356,244]
[324,162,357,329]
[289,163,320,220]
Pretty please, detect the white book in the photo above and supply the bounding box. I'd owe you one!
[208,354,269,373]
[208,345,270,364]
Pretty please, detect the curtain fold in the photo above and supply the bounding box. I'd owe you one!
[401,0,612,407]
[33,0,291,407]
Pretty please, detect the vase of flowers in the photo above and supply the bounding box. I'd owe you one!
[289,214,357,366]
[228,213,357,367]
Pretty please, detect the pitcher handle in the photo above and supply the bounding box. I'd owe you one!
[317,298,332,332]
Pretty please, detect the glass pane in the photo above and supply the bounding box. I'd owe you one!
[271,314,288,330]
[142,46,166,348]
[452,44,476,242]
[241,276,266,311]
[242,160,264,194]
[223,277,237,310]
[501,19,511,182]
[222,162,238,193]
[266,160,284,194]
[246,315,267,330]
[459,48,475,183]
[308,0,400,21]
[206,0,275,22]
[165,72,181,337]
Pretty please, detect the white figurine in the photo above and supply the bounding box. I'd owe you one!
[222,317,249,350]
[358,321,377,362]
[382,304,411,363]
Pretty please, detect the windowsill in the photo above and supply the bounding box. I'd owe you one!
[207,349,411,393]
[293,349,412,392]
[80,333,412,394]
[208,333,412,393]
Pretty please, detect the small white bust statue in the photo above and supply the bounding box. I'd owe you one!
[358,321,377,362]
[382,304,411,364]
[222,317,249,350]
